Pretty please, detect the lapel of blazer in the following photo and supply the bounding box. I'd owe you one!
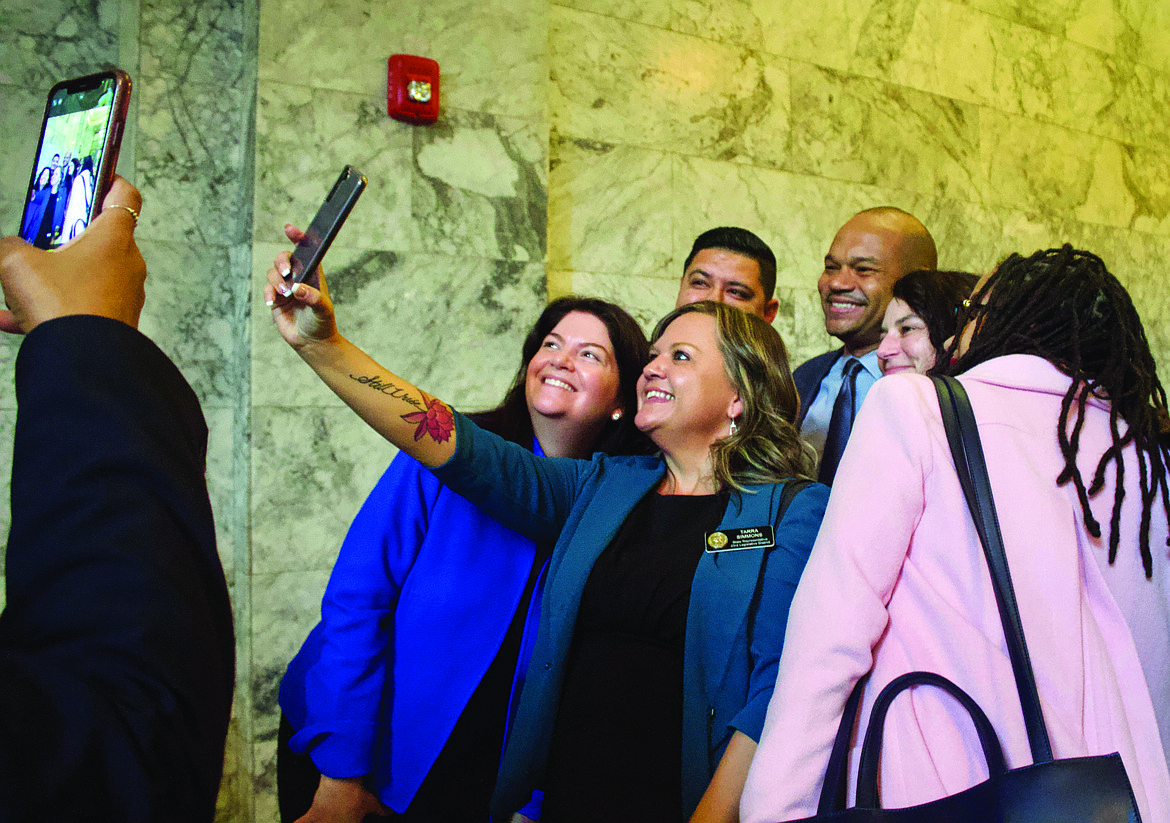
[684,483,782,709]
[796,348,843,428]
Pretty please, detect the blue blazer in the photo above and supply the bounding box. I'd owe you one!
[793,348,842,429]
[280,448,543,814]
[433,413,829,818]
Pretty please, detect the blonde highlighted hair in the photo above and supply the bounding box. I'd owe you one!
[651,301,815,493]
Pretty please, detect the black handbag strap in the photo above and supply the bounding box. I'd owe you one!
[932,376,1054,764]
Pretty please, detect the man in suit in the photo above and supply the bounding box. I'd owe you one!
[794,207,937,484]
[675,226,779,323]
[0,177,234,821]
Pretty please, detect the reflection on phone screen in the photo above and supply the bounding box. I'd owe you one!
[21,79,118,250]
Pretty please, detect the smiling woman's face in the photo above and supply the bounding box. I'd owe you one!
[524,311,622,430]
[877,298,935,375]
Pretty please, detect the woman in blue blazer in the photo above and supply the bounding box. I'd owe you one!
[277,296,650,822]
[266,253,829,822]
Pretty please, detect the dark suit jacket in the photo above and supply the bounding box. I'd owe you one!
[793,348,843,429]
[0,316,234,821]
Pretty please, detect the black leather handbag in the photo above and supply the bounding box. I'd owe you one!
[786,376,1143,822]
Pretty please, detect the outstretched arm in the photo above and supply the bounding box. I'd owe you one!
[264,229,456,467]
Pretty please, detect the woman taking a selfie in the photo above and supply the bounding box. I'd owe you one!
[265,250,827,822]
[277,294,650,823]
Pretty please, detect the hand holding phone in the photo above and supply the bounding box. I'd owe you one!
[288,165,367,288]
[20,69,131,250]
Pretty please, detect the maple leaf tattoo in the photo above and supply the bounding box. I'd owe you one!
[401,392,455,443]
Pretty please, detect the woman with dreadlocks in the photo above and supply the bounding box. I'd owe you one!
[742,245,1170,822]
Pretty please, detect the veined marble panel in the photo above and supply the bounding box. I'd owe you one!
[1109,61,1170,152]
[251,243,545,410]
[253,738,279,823]
[401,0,547,122]
[754,0,883,74]
[135,75,250,244]
[250,568,334,740]
[964,0,1127,55]
[0,408,13,580]
[673,0,764,49]
[0,329,18,411]
[789,65,985,202]
[566,270,681,333]
[1123,144,1170,236]
[552,0,671,29]
[253,81,413,250]
[259,0,545,120]
[137,239,245,407]
[818,1,1105,139]
[411,109,547,260]
[550,6,791,167]
[979,109,1122,225]
[250,407,394,575]
[0,0,119,90]
[1133,2,1170,74]
[204,406,239,576]
[548,134,673,278]
[258,0,415,91]
[140,0,247,86]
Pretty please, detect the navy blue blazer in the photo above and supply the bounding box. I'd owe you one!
[793,348,843,429]
[0,317,234,821]
[433,413,829,818]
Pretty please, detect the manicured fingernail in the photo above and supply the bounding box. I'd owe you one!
[265,297,274,307]
[292,284,306,298]
[281,265,291,278]
[278,283,292,297]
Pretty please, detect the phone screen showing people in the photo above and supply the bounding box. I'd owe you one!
[21,77,120,250]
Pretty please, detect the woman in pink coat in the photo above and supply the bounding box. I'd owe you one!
[741,246,1170,822]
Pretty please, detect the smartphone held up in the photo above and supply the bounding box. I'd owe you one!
[288,165,367,288]
[19,69,131,250]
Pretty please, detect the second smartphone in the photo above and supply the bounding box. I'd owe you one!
[288,165,368,286]
[20,69,132,250]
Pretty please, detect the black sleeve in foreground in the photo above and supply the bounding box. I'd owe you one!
[0,316,234,822]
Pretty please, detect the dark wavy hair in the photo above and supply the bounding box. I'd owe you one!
[944,245,1170,577]
[651,301,814,493]
[472,296,652,456]
[892,269,979,358]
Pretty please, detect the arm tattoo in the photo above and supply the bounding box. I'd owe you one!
[349,374,423,409]
[401,392,455,443]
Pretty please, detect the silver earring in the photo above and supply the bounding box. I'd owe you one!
[611,409,622,421]
[729,418,738,437]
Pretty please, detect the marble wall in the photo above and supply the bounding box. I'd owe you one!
[547,0,1170,373]
[247,0,549,819]
[2,1,1169,821]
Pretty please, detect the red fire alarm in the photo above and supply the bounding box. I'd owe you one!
[388,54,439,125]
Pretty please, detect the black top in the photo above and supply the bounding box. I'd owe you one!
[541,490,727,822]
[402,551,544,822]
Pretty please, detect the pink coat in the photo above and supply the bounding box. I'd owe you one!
[741,355,1170,823]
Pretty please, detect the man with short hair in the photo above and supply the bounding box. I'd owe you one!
[675,226,779,322]
[795,207,937,484]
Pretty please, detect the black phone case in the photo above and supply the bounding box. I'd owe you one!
[289,165,368,286]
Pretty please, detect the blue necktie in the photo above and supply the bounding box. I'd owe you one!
[818,358,862,485]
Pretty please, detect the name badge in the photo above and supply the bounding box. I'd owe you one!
[705,526,775,553]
